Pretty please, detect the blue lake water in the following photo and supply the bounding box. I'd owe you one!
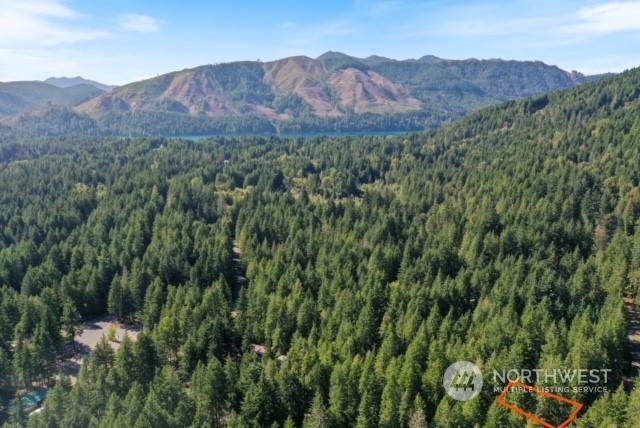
[6,388,48,415]
[171,130,416,141]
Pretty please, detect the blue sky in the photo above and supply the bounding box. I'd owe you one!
[1,0,640,84]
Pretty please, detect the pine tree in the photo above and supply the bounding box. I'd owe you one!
[356,356,380,428]
[409,395,428,428]
[241,376,280,427]
[61,299,80,348]
[9,395,27,427]
[303,393,332,428]
[379,359,402,428]
[156,314,181,364]
[140,367,194,428]
[192,359,228,428]
[134,333,159,387]
[107,274,124,320]
[626,382,640,427]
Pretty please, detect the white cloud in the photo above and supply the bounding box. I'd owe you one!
[407,1,640,43]
[0,1,159,82]
[10,0,78,18]
[0,0,110,48]
[119,14,160,33]
[560,1,640,35]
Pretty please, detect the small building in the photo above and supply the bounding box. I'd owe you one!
[250,344,268,356]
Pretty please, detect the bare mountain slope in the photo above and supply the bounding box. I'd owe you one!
[328,68,422,114]
[263,56,339,117]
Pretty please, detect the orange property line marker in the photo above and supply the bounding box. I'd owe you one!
[496,380,584,428]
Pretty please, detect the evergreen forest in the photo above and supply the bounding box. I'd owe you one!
[1,67,640,427]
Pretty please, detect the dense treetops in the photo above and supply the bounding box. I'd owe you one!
[0,67,639,427]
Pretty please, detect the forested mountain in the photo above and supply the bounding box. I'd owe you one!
[0,53,604,136]
[70,52,598,135]
[44,77,115,93]
[318,51,599,113]
[0,82,104,118]
[1,65,640,427]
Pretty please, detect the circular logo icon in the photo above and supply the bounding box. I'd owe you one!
[443,361,483,401]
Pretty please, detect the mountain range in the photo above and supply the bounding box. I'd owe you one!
[0,81,104,118]
[44,76,115,92]
[75,52,597,120]
[0,52,609,136]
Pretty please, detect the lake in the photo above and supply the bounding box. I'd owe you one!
[171,129,416,141]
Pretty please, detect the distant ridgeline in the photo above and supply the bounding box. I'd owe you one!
[0,52,609,137]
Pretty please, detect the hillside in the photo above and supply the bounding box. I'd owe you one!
[76,56,426,120]
[1,66,639,427]
[70,52,599,134]
[0,81,104,117]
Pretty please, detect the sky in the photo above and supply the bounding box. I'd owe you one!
[1,0,640,85]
